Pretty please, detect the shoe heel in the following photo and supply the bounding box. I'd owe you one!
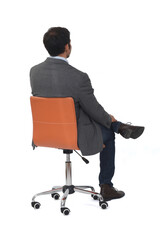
[123,129,132,139]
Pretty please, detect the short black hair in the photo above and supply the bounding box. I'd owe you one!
[43,27,70,56]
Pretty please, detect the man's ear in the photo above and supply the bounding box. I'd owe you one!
[65,43,69,51]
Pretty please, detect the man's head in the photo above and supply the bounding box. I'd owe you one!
[43,27,71,58]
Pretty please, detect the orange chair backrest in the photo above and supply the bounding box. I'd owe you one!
[30,97,79,150]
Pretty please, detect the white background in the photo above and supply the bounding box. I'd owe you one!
[0,0,160,239]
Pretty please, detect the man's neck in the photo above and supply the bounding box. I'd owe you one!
[58,53,67,58]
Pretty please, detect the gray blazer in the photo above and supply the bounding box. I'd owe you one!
[30,58,111,156]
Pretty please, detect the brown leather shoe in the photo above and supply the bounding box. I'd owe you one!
[100,184,125,201]
[118,123,145,139]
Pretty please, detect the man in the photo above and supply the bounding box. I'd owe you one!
[30,27,144,201]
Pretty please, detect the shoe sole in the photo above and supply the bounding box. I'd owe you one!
[130,127,145,139]
[103,194,125,201]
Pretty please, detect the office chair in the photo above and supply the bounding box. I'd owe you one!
[30,96,108,215]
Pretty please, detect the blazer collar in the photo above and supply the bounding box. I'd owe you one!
[45,57,69,65]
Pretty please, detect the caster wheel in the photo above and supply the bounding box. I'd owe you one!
[51,193,60,200]
[91,194,99,200]
[61,207,70,216]
[31,201,41,209]
[99,201,108,209]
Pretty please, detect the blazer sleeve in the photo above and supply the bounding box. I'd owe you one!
[78,73,112,129]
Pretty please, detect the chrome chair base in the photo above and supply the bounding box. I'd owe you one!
[31,153,108,215]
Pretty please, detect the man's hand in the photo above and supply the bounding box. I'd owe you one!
[110,114,117,122]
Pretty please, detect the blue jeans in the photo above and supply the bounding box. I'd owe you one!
[99,121,122,187]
